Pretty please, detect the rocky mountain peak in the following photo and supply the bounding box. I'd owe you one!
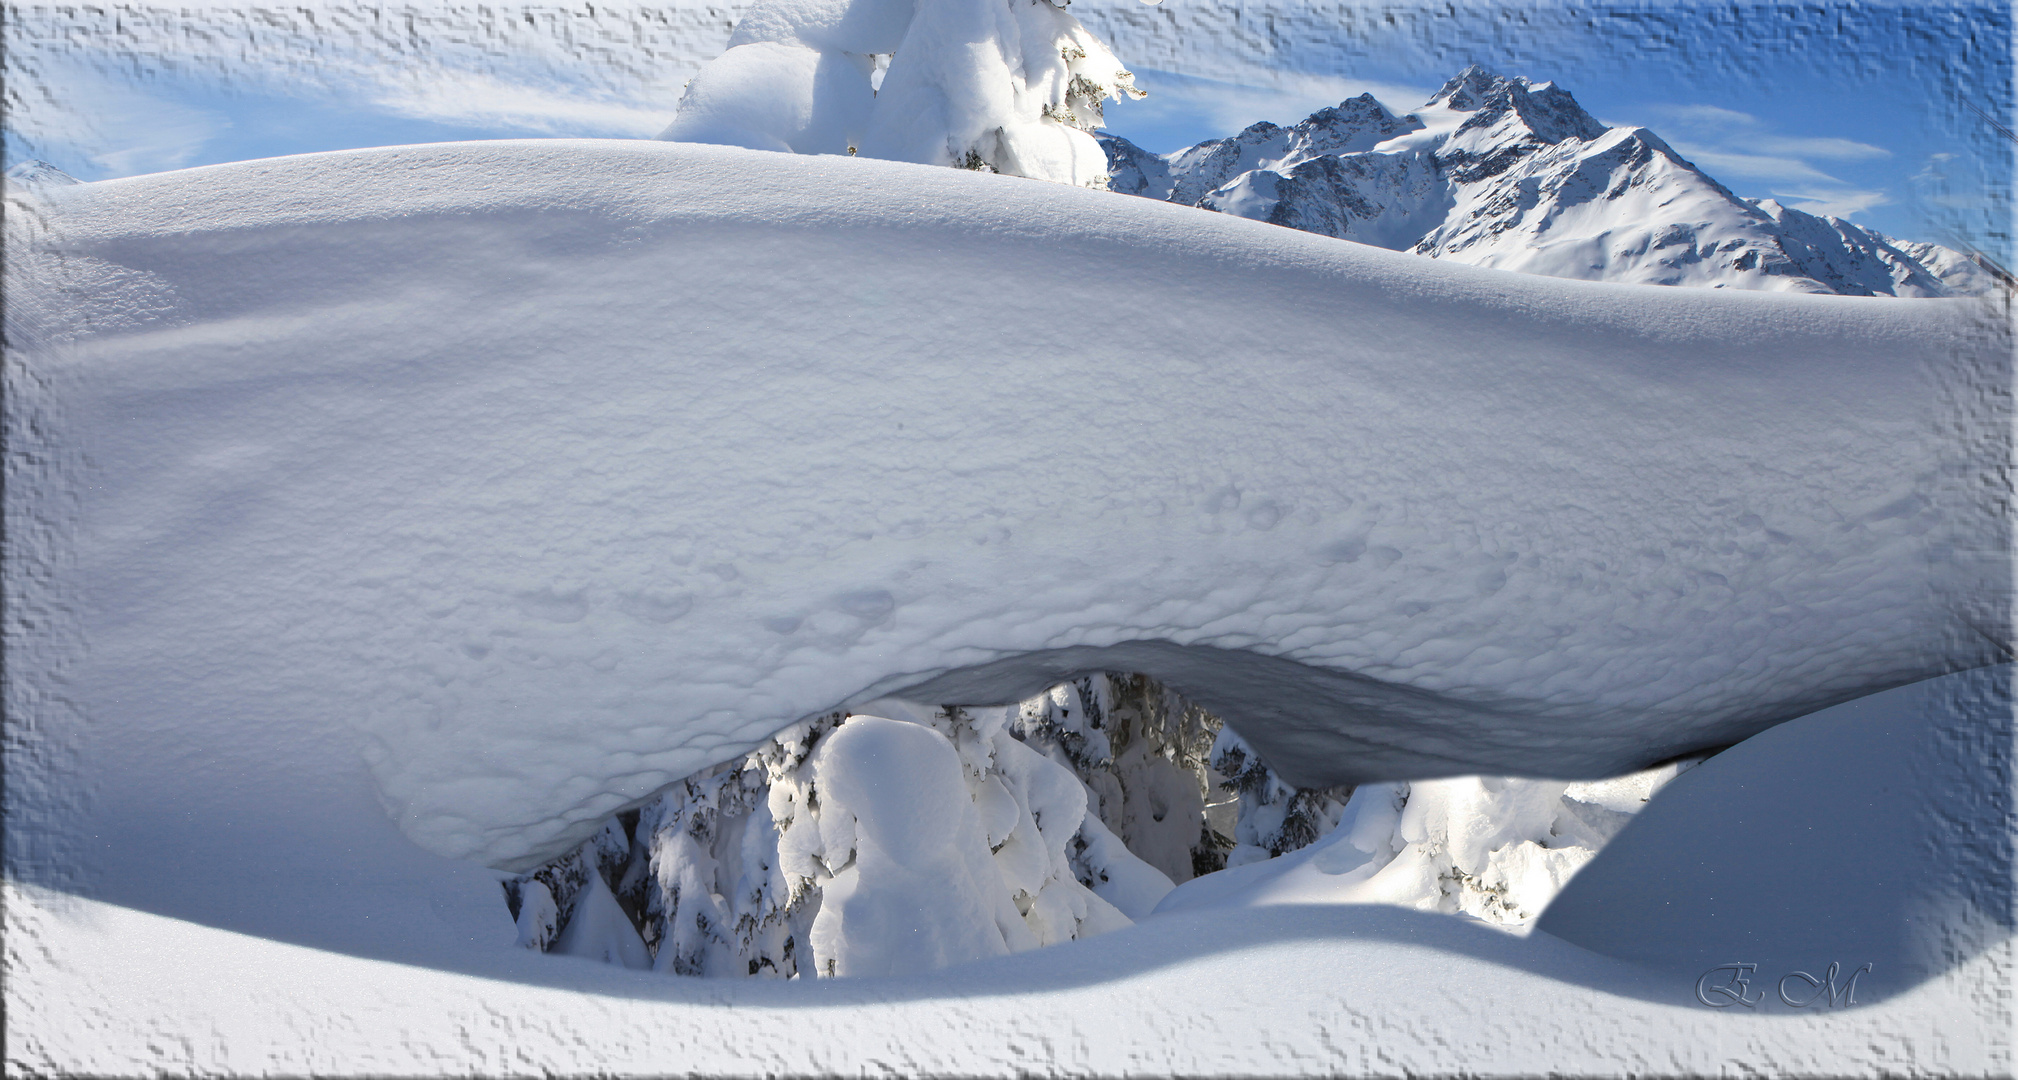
[4,159,80,189]
[1422,64,1506,112]
[1497,81,1608,144]
[1419,66,1608,142]
[1436,74,1605,164]
[1289,92,1423,160]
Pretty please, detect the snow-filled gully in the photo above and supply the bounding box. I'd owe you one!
[7,141,2009,1058]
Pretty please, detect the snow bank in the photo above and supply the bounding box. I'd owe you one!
[15,874,2007,1076]
[1540,661,2015,991]
[10,667,2011,1073]
[7,140,2001,878]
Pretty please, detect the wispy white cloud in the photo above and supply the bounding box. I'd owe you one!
[1613,103,1893,220]
[1644,103,1756,129]
[1907,151,1988,212]
[1769,135,1890,161]
[8,64,231,179]
[1628,103,1890,160]
[1666,144,1845,185]
[367,70,674,138]
[1772,188,1891,218]
[11,8,686,174]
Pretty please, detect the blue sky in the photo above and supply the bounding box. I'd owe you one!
[7,1,2008,258]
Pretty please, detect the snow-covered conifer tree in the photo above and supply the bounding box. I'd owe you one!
[662,0,1148,186]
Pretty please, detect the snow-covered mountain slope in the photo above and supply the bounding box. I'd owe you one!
[1101,66,1993,296]
[4,159,80,190]
[7,140,1999,881]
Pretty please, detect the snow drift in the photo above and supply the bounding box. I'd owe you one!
[10,665,2011,1073]
[6,140,2002,881]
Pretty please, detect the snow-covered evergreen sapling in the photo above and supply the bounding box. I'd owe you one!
[663,0,1148,186]
[504,695,1177,978]
[1209,726,1353,866]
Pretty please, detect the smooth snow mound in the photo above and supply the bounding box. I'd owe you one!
[7,139,2002,871]
[1541,662,2015,989]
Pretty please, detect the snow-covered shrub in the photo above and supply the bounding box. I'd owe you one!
[1208,726,1354,868]
[509,693,1178,977]
[1008,674,1238,881]
[620,743,805,977]
[661,0,1146,185]
[502,816,633,954]
[1277,763,1702,929]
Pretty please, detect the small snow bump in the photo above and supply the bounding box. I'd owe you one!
[837,589,896,621]
[764,616,802,635]
[1245,503,1282,530]
[1317,538,1366,564]
[1862,494,1924,522]
[618,592,694,624]
[515,588,589,624]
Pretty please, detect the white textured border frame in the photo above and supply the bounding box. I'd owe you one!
[4,3,2011,1075]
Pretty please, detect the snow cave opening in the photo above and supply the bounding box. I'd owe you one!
[500,671,1704,979]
